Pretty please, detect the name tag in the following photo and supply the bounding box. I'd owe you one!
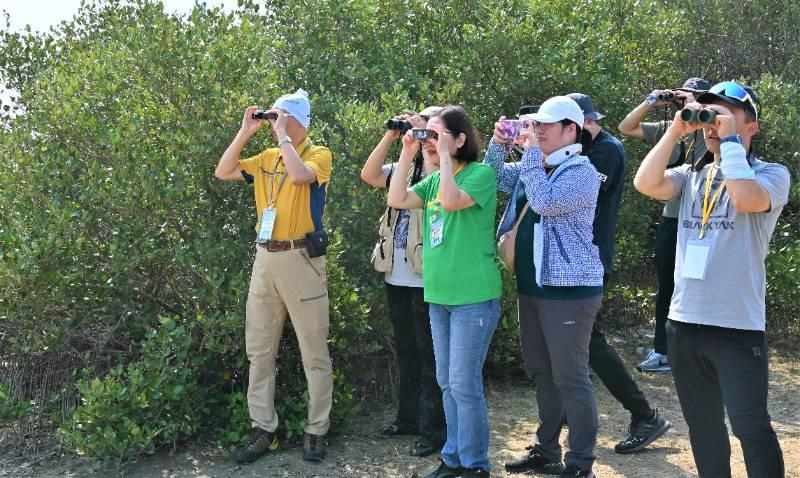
[256,208,277,243]
[681,238,713,280]
[430,208,444,248]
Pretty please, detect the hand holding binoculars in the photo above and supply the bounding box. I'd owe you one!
[252,110,278,121]
[386,118,413,133]
[680,108,718,124]
[649,90,689,107]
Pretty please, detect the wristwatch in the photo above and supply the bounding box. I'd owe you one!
[277,135,293,147]
[719,134,743,145]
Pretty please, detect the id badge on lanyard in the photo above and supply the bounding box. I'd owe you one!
[429,206,444,248]
[682,165,724,280]
[256,208,277,243]
[255,142,312,244]
[681,238,713,280]
[428,163,465,249]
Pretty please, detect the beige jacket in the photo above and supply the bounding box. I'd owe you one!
[371,205,423,275]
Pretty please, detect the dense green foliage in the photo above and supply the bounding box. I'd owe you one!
[1,0,797,465]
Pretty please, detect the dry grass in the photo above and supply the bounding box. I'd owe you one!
[3,335,798,478]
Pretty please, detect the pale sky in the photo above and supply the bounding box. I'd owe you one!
[1,0,239,33]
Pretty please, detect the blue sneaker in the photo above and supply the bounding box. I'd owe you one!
[637,350,670,372]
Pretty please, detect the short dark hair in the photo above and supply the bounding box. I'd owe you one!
[433,105,481,163]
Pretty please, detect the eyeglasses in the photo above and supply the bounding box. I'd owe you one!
[531,121,561,130]
[709,81,759,120]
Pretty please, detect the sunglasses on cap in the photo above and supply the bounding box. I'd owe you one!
[708,81,759,121]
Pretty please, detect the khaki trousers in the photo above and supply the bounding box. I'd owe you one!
[245,246,332,435]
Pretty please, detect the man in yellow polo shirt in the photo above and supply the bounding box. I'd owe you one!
[215,89,333,464]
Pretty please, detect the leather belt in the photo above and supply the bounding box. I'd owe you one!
[258,238,307,252]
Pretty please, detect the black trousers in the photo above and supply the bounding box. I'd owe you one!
[654,216,678,355]
[588,275,654,422]
[667,320,784,478]
[385,283,446,442]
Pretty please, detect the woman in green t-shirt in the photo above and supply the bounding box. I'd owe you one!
[387,106,501,478]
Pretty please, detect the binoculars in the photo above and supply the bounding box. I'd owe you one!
[657,91,676,101]
[252,110,278,121]
[386,118,413,133]
[412,128,438,141]
[680,108,718,124]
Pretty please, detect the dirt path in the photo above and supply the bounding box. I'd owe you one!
[4,336,799,478]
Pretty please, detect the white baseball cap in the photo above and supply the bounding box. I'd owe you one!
[271,88,312,129]
[527,96,585,126]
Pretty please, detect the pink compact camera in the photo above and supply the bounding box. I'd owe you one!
[499,119,529,141]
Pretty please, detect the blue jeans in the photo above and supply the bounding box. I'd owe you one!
[429,299,500,471]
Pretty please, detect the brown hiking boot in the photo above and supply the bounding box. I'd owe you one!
[231,428,278,463]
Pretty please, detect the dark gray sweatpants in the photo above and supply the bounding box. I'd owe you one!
[518,294,602,469]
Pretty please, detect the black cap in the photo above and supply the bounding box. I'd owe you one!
[518,105,540,116]
[676,77,711,93]
[566,93,604,121]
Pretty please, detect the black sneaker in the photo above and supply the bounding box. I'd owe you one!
[302,433,326,462]
[231,428,278,463]
[423,460,463,478]
[504,446,565,475]
[462,467,491,477]
[560,464,596,477]
[614,408,672,454]
[377,422,418,436]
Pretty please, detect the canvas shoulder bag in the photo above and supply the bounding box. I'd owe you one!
[497,202,530,272]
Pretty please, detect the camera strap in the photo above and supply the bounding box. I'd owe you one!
[678,132,697,166]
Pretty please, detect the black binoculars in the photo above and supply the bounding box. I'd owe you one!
[252,110,278,121]
[680,108,718,124]
[657,91,676,101]
[412,128,438,141]
[386,118,413,133]
[518,105,540,115]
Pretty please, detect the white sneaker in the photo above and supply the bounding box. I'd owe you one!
[637,350,670,372]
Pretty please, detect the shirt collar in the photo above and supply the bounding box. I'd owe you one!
[544,143,582,167]
[293,136,311,154]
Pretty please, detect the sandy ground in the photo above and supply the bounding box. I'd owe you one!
[3,334,799,478]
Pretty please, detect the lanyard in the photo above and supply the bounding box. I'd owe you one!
[266,142,312,208]
[699,164,727,239]
[434,162,466,204]
[683,135,696,160]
